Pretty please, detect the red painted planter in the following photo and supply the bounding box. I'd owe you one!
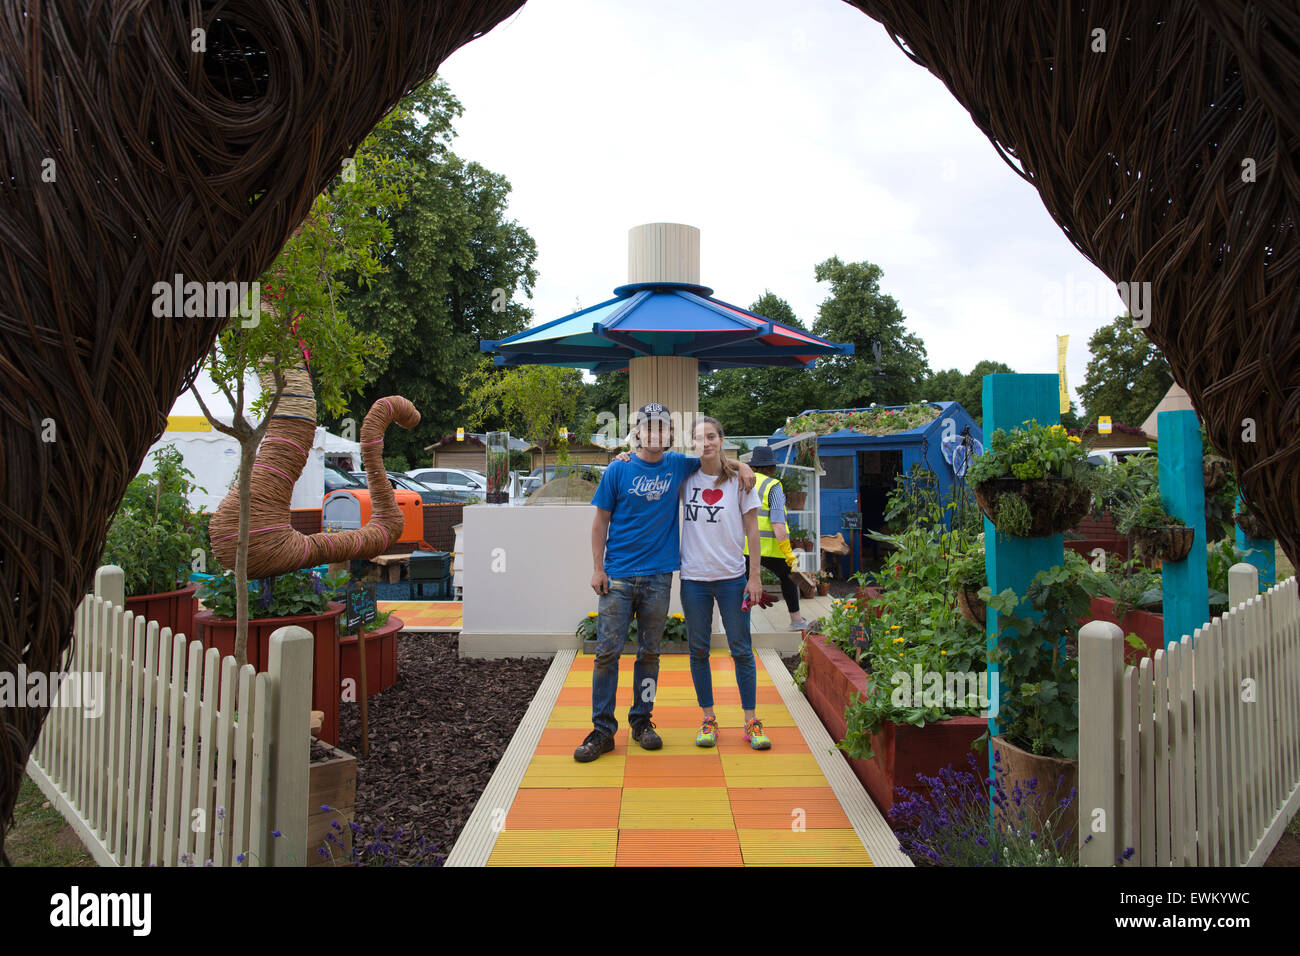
[1087,596,1164,664]
[125,583,199,642]
[801,632,986,816]
[194,602,344,746]
[339,615,403,696]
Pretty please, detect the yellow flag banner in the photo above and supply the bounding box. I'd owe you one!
[166,415,211,432]
[1057,334,1070,414]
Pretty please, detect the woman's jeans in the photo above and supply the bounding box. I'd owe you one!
[592,573,672,738]
[679,574,756,712]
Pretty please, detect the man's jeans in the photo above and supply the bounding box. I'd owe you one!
[592,573,672,737]
[680,574,756,711]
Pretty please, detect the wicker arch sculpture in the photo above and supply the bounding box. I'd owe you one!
[207,364,420,577]
[0,0,1297,860]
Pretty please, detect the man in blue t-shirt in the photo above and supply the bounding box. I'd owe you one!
[575,402,755,762]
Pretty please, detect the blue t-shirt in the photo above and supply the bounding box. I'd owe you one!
[591,451,702,578]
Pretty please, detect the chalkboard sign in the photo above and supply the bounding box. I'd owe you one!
[850,624,868,648]
[841,512,862,531]
[346,582,378,632]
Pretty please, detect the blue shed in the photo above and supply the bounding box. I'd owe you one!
[767,402,983,576]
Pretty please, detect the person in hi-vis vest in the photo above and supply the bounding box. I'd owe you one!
[743,444,809,630]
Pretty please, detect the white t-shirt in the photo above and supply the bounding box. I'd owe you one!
[679,468,761,581]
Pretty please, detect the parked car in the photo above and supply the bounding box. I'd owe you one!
[1086,446,1153,467]
[324,463,364,492]
[348,470,456,505]
[407,467,487,495]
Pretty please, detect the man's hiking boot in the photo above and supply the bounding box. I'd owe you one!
[630,718,662,751]
[573,729,615,762]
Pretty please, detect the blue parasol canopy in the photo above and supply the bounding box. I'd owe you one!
[480,281,853,373]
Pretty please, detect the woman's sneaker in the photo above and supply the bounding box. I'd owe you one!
[573,729,614,762]
[744,718,771,750]
[695,716,718,747]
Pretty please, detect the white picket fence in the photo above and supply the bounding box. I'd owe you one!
[25,566,313,866]
[1080,564,1300,866]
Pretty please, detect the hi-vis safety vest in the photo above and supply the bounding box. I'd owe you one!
[743,474,784,558]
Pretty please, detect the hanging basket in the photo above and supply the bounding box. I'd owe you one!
[972,477,1092,538]
[1236,510,1272,540]
[956,585,986,627]
[1130,524,1195,561]
[1202,455,1231,493]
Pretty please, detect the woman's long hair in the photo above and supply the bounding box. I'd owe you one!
[694,415,739,488]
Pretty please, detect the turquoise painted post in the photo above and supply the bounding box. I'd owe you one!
[1157,410,1209,646]
[983,374,1063,753]
[1234,494,1276,588]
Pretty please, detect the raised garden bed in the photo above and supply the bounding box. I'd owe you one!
[309,739,356,866]
[125,583,199,642]
[801,631,985,815]
[195,602,344,745]
[1087,596,1164,664]
[339,615,403,696]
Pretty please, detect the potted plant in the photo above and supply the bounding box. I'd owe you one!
[1114,488,1193,561]
[338,608,405,696]
[815,570,831,596]
[949,540,987,627]
[966,421,1093,537]
[485,430,511,504]
[780,465,808,512]
[196,568,350,745]
[981,559,1116,842]
[100,444,207,641]
[786,516,814,552]
[577,611,689,654]
[1235,501,1273,540]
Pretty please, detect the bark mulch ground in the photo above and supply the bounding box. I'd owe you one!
[335,631,550,866]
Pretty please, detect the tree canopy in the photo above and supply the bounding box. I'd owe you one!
[327,77,538,470]
[1078,315,1174,427]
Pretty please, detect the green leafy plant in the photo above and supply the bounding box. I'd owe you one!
[575,611,687,642]
[966,421,1090,485]
[101,445,208,597]
[1206,538,1257,612]
[982,560,1118,760]
[786,404,939,437]
[1113,487,1184,535]
[199,568,351,620]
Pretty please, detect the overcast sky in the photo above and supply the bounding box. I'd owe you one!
[174,0,1124,418]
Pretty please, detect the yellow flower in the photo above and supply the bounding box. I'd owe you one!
[587,611,598,618]
[890,625,901,630]
[1068,435,1082,443]
[892,637,905,644]
[940,650,947,656]
[898,653,904,659]
[672,612,684,620]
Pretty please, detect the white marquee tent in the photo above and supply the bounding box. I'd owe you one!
[138,416,361,512]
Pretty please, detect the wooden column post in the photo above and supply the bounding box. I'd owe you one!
[626,223,702,451]
[1234,493,1276,588]
[982,374,1063,745]
[1157,410,1209,646]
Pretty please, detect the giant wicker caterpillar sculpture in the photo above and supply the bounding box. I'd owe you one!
[208,364,419,577]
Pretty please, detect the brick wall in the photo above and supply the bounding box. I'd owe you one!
[422,503,464,553]
[1072,510,1118,538]
[290,508,322,536]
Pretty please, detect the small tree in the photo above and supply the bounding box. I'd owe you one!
[462,362,583,480]
[189,114,406,665]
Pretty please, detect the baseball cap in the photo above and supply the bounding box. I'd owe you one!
[635,402,672,426]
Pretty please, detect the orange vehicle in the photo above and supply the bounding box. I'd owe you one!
[323,487,426,548]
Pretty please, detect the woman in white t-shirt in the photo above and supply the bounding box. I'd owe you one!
[678,416,771,750]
